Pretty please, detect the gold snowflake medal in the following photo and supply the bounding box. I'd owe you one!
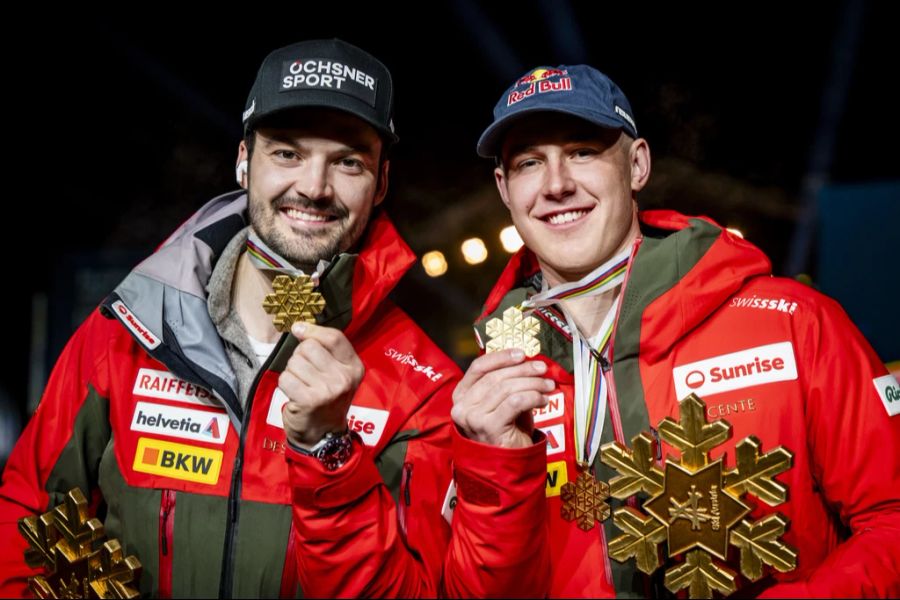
[19,487,142,599]
[558,314,617,533]
[599,394,797,598]
[561,464,612,531]
[246,232,326,332]
[484,305,541,357]
[262,274,326,332]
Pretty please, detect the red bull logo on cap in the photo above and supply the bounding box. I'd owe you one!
[508,69,573,106]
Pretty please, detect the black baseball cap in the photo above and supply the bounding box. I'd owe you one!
[242,39,398,144]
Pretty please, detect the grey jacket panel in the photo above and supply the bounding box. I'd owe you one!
[103,190,249,430]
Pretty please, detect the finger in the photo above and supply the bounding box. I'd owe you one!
[471,376,555,414]
[491,391,549,428]
[477,359,551,391]
[456,360,551,406]
[452,377,552,428]
[291,322,358,364]
[455,349,538,398]
[296,338,337,372]
[278,369,314,404]
[456,389,548,441]
[283,354,324,390]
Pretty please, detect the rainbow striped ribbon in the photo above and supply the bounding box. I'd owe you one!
[521,247,631,468]
[246,231,321,283]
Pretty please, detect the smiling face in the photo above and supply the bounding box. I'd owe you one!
[495,112,650,286]
[236,108,388,271]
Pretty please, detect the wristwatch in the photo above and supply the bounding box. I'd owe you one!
[292,429,353,471]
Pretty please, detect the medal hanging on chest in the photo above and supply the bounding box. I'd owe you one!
[522,249,630,531]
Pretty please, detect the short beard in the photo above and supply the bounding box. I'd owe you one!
[248,191,370,272]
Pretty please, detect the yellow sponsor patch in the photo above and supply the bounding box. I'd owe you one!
[546,460,568,497]
[133,437,223,485]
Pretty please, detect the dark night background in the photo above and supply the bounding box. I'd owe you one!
[2,2,898,458]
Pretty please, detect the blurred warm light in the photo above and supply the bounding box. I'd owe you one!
[421,251,448,277]
[461,238,488,265]
[499,226,524,253]
[726,227,744,239]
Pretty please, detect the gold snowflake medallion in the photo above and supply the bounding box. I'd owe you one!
[262,274,326,332]
[18,487,142,599]
[599,394,797,598]
[484,306,541,357]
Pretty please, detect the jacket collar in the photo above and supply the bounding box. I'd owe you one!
[478,210,772,362]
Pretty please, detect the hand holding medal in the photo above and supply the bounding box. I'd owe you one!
[451,306,553,449]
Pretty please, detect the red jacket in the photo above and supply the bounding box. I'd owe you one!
[0,192,466,597]
[454,210,900,597]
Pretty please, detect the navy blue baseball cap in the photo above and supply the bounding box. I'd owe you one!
[477,65,638,158]
[243,39,398,144]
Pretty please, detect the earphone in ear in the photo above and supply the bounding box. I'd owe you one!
[235,160,248,185]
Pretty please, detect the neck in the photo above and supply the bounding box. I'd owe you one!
[559,290,621,340]
[233,251,281,344]
[538,226,639,339]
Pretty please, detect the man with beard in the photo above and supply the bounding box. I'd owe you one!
[0,39,472,597]
[449,64,900,597]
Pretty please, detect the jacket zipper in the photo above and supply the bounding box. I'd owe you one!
[158,489,176,598]
[218,338,283,598]
[399,462,413,538]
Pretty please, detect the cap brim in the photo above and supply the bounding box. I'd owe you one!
[246,95,398,145]
[476,106,626,158]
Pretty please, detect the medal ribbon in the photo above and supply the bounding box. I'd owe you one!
[246,230,322,283]
[522,248,630,468]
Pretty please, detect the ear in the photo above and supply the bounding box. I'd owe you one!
[236,141,249,189]
[373,159,390,207]
[629,137,651,192]
[494,165,512,210]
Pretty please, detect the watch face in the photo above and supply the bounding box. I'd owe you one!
[317,432,353,471]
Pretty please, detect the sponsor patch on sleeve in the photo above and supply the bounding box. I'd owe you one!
[112,301,160,349]
[873,374,900,417]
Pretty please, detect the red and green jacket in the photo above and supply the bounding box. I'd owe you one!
[0,192,466,597]
[453,210,900,597]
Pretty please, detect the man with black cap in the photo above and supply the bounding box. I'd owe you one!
[449,65,900,596]
[0,39,466,597]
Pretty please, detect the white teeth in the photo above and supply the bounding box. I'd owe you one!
[547,210,587,225]
[285,208,329,222]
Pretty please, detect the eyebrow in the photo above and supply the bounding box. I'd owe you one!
[504,134,604,161]
[504,142,536,159]
[260,134,376,156]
